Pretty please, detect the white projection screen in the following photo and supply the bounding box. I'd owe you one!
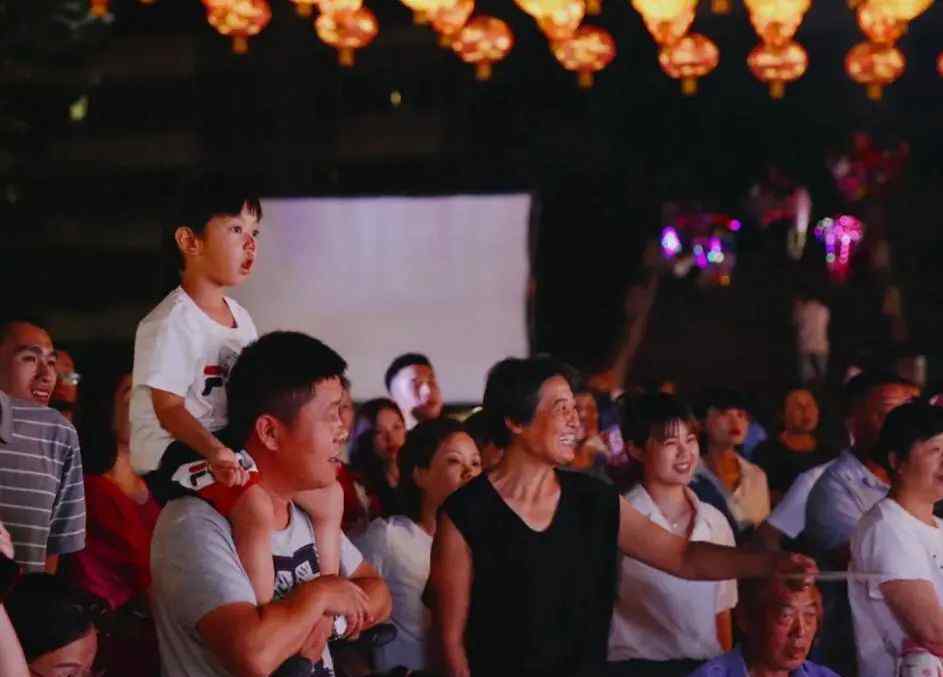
[231,194,531,404]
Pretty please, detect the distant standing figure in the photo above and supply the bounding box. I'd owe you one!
[793,292,830,386]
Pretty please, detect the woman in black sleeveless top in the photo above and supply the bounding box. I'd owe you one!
[428,358,816,677]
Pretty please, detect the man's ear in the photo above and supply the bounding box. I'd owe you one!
[887,451,900,473]
[505,416,525,437]
[254,413,281,452]
[174,226,201,258]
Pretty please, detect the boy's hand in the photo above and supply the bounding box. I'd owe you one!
[207,446,249,487]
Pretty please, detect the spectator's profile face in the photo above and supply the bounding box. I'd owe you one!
[391,364,443,423]
[187,204,259,286]
[574,392,599,442]
[891,432,943,503]
[0,322,57,406]
[704,406,749,447]
[857,383,913,450]
[414,432,482,506]
[339,387,355,439]
[112,374,133,447]
[28,626,98,677]
[279,376,347,489]
[51,349,79,419]
[514,375,580,466]
[752,585,820,672]
[372,407,407,463]
[638,419,699,486]
[783,389,819,435]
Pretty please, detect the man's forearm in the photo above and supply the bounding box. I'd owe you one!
[679,541,775,581]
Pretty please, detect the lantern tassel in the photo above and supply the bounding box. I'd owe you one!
[339,47,355,67]
[770,81,785,99]
[711,0,730,13]
[296,3,313,17]
[682,77,698,95]
[233,36,249,54]
[90,1,108,16]
[475,61,493,81]
[867,83,883,100]
[578,71,594,88]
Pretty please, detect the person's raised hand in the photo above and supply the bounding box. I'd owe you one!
[311,575,371,636]
[207,446,248,487]
[773,551,819,590]
[299,617,333,662]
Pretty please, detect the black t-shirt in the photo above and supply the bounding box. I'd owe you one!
[442,469,620,677]
[753,439,835,494]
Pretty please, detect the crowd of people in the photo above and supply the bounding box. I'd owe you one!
[0,175,941,677]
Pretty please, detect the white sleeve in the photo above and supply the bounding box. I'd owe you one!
[853,516,934,600]
[711,511,739,612]
[766,469,819,539]
[133,309,201,397]
[339,532,364,578]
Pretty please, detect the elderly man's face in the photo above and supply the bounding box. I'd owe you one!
[754,584,820,671]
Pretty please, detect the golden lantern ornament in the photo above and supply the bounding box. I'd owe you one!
[537,0,585,41]
[432,0,474,47]
[845,41,905,99]
[400,0,458,24]
[551,24,616,88]
[631,0,697,22]
[207,0,272,54]
[658,33,719,94]
[856,3,907,44]
[316,7,379,66]
[318,0,363,12]
[864,0,932,21]
[744,0,810,47]
[747,40,807,98]
[515,0,577,20]
[452,15,514,81]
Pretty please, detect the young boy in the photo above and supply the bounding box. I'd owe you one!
[129,175,344,619]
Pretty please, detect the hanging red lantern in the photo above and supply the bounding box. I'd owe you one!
[400,0,458,24]
[747,41,808,98]
[290,0,319,16]
[864,0,932,21]
[658,33,719,95]
[90,0,109,16]
[452,15,514,81]
[845,41,905,99]
[318,0,363,12]
[551,24,616,88]
[315,7,379,66]
[432,0,474,47]
[856,3,907,44]
[537,0,585,41]
[515,0,577,20]
[207,0,272,54]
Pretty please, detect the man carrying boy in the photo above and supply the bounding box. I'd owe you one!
[150,331,392,677]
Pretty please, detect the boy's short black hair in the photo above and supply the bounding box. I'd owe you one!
[226,331,347,448]
[844,370,915,415]
[163,172,263,273]
[694,387,748,419]
[873,401,943,475]
[397,418,468,522]
[482,356,576,447]
[621,393,697,448]
[5,574,102,662]
[384,353,432,392]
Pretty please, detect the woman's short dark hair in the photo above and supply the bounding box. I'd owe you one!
[5,574,102,662]
[874,401,943,475]
[226,332,347,449]
[397,418,468,522]
[621,393,697,448]
[482,357,576,447]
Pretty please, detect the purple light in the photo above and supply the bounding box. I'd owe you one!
[728,219,742,232]
[660,227,683,258]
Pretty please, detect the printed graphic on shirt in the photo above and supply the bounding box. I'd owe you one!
[201,346,240,398]
[273,544,332,677]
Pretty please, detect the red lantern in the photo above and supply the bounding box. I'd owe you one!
[316,7,379,66]
[857,3,907,44]
[319,0,363,11]
[658,33,719,95]
[551,24,616,87]
[537,0,585,41]
[207,0,272,54]
[432,0,474,46]
[747,41,808,98]
[452,16,514,80]
[845,41,905,99]
[90,0,109,16]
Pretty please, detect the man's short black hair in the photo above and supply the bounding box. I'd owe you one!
[163,172,263,274]
[694,387,748,419]
[384,353,432,392]
[844,370,915,414]
[226,331,347,448]
[5,574,102,662]
[482,356,576,447]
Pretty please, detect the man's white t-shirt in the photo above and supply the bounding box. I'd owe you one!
[356,516,433,671]
[608,484,738,662]
[849,497,943,677]
[130,287,258,473]
[765,460,834,539]
[151,497,364,677]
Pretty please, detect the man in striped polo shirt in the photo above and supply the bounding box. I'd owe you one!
[0,321,85,573]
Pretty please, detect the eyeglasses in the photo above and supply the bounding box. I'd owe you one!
[58,372,82,387]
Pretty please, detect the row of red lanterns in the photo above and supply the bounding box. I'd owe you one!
[90,0,942,97]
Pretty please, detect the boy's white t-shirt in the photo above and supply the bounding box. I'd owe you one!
[608,484,738,662]
[355,516,433,672]
[130,287,258,474]
[849,497,943,677]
